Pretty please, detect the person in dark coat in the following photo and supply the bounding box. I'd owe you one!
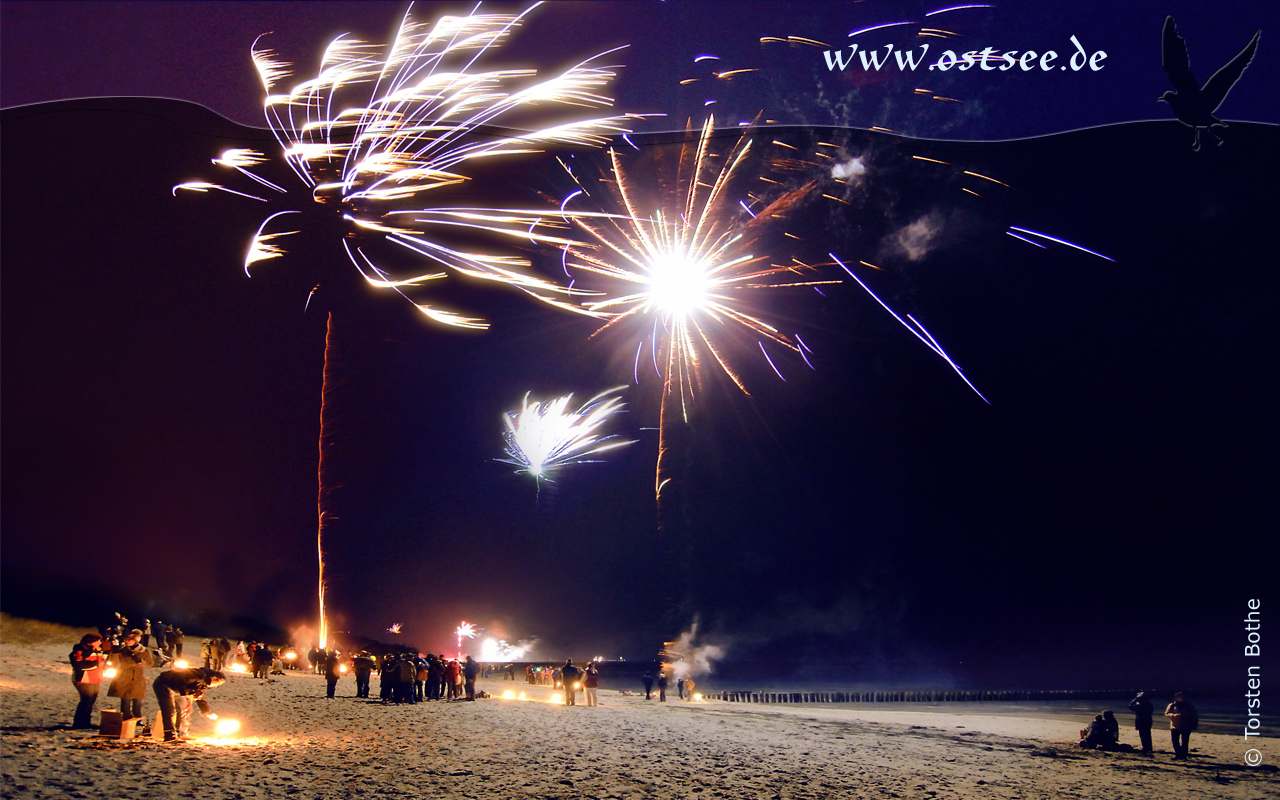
[379,654,397,702]
[1128,691,1154,754]
[251,643,275,681]
[107,629,154,720]
[1101,710,1120,743]
[462,656,480,701]
[642,672,654,700]
[656,666,669,703]
[324,651,344,698]
[69,633,107,729]
[1165,691,1199,760]
[426,655,444,700]
[395,654,417,704]
[560,659,582,706]
[352,652,376,699]
[153,667,226,742]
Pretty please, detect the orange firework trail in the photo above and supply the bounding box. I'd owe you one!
[316,313,336,650]
[175,3,636,328]
[558,117,839,498]
[174,3,638,646]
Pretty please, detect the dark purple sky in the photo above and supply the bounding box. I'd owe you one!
[2,1,1276,690]
[4,1,1276,137]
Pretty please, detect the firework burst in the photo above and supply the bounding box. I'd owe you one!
[455,621,479,659]
[173,2,636,660]
[499,386,635,483]
[175,2,635,329]
[558,117,838,496]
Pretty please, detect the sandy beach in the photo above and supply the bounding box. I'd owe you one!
[2,630,1276,799]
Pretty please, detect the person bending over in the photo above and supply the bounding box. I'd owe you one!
[153,667,226,742]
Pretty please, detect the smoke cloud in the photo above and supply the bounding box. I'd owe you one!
[663,619,727,679]
[886,211,945,261]
[831,157,867,181]
[480,636,539,661]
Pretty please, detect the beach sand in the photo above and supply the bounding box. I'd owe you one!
[2,635,1276,799]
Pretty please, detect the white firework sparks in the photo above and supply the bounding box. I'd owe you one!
[499,386,635,482]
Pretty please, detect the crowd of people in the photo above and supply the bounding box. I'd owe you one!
[316,650,485,703]
[77,615,1206,760]
[1076,690,1200,759]
[70,626,225,742]
[71,612,309,741]
[72,613,629,741]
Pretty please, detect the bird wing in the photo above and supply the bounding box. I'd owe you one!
[1201,29,1261,114]
[1161,16,1200,95]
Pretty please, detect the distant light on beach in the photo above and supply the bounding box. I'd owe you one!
[103,668,117,679]
[229,663,247,673]
[174,660,189,669]
[549,693,564,704]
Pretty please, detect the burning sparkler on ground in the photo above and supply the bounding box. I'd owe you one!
[174,3,637,650]
[498,386,635,487]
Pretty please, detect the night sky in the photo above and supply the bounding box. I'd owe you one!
[2,1,1277,691]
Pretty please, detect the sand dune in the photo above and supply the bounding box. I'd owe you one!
[2,638,1276,799]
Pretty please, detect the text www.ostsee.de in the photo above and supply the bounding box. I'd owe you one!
[823,36,1107,73]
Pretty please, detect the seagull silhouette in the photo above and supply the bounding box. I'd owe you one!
[1160,16,1261,150]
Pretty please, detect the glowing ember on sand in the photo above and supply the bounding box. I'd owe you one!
[214,719,241,736]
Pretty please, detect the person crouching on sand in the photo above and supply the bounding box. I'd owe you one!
[153,667,226,742]
[1078,714,1117,750]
